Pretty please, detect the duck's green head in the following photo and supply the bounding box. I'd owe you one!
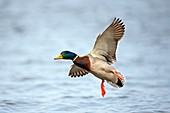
[54,51,77,60]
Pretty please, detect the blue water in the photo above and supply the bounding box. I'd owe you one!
[0,0,170,113]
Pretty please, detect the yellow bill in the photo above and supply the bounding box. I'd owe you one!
[54,54,63,60]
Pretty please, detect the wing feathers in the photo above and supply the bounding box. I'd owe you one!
[69,64,89,77]
[90,18,125,63]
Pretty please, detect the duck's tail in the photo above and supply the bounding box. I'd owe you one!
[107,71,125,88]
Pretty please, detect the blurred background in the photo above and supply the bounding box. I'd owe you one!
[0,0,170,113]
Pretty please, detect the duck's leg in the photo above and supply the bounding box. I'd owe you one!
[101,80,106,97]
[114,71,123,81]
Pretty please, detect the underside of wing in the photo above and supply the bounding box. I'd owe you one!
[69,64,89,77]
[90,18,125,63]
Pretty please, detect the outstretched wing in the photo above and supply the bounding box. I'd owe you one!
[69,64,89,77]
[90,18,125,63]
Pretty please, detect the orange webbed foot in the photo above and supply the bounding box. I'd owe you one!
[114,71,123,81]
[101,80,106,97]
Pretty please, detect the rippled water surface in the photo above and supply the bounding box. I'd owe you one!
[0,0,170,113]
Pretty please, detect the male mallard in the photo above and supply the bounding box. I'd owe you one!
[54,18,125,97]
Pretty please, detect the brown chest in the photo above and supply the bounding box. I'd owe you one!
[73,56,91,71]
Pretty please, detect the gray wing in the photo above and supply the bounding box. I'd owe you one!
[69,64,89,77]
[90,18,125,63]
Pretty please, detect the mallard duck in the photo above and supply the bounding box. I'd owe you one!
[54,18,125,97]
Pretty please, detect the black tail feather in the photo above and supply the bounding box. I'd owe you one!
[116,78,123,87]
